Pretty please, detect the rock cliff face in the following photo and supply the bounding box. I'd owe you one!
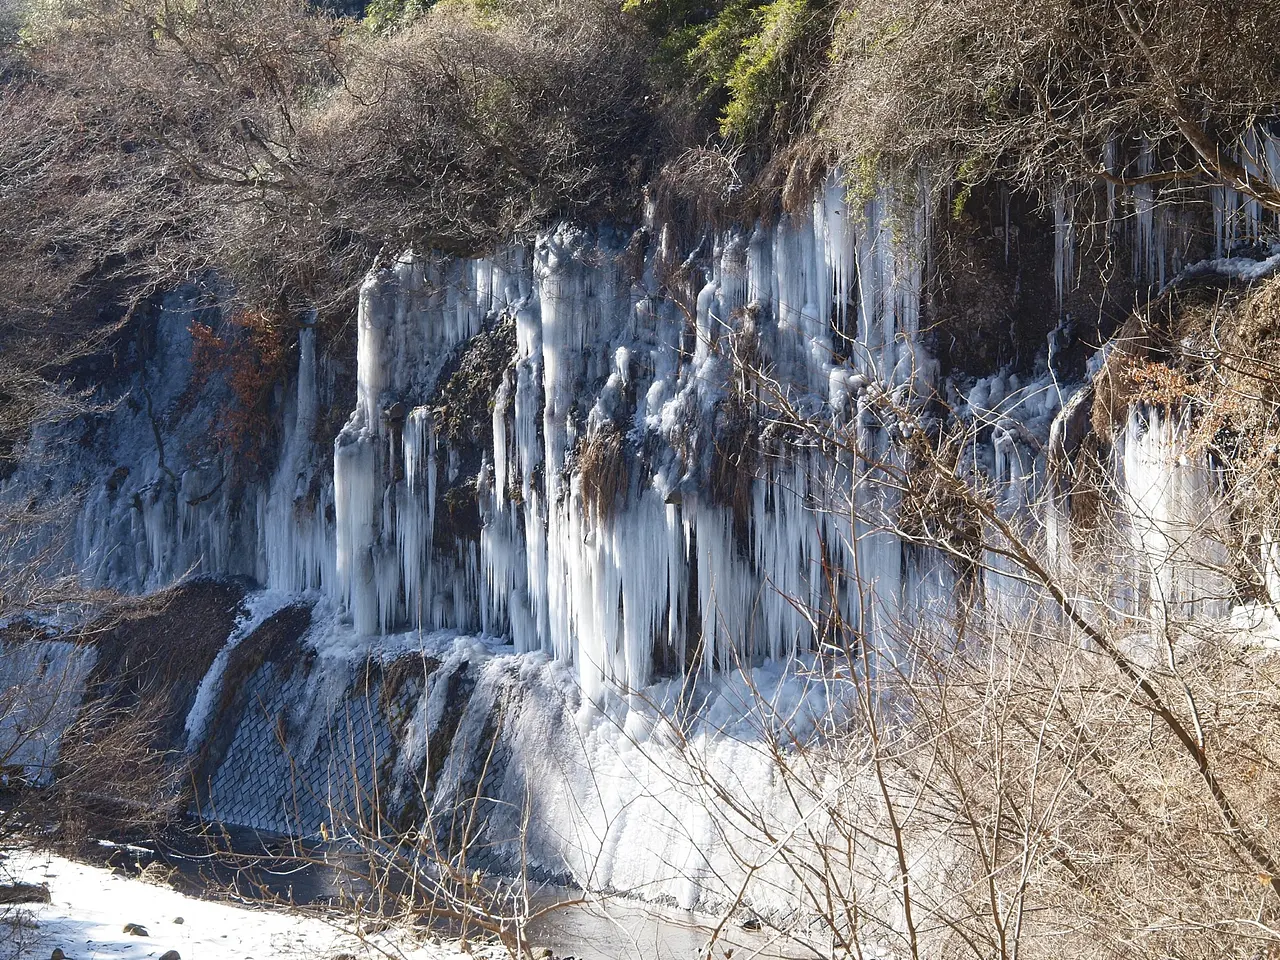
[3,172,1279,909]
[11,173,1272,688]
[14,178,950,695]
[15,176,1274,680]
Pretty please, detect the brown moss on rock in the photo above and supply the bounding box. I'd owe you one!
[433,315,516,447]
[421,314,519,551]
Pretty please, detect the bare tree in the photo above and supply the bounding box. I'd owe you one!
[0,0,661,330]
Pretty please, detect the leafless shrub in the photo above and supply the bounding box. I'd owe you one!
[0,0,661,333]
[757,134,834,215]
[49,694,185,847]
[0,493,196,863]
[628,470,1279,958]
[651,146,747,230]
[824,0,1280,214]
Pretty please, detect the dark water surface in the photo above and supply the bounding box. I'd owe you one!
[90,822,817,960]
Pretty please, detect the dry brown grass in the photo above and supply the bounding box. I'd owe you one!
[578,424,629,525]
[1087,277,1264,444]
[823,0,1280,216]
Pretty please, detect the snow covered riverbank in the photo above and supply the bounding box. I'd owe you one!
[1,851,479,960]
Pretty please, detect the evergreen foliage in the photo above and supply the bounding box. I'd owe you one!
[625,0,833,141]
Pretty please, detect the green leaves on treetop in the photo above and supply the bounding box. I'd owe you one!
[625,0,833,142]
[363,0,434,33]
[362,0,500,34]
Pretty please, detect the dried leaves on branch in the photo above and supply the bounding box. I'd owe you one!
[4,0,1279,347]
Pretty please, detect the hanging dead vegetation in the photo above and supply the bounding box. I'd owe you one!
[578,424,630,525]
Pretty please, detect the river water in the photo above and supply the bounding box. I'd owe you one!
[88,823,821,960]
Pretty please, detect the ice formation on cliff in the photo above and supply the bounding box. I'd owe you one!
[5,170,1279,698]
[4,168,1280,925]
[309,178,944,697]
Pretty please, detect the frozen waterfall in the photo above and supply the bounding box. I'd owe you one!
[8,171,1276,700]
[320,179,942,696]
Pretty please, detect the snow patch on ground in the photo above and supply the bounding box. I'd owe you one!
[1173,246,1280,286]
[1,851,479,960]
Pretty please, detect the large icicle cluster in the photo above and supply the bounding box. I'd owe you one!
[1058,131,1280,304]
[328,254,527,636]
[314,179,945,696]
[12,167,1280,698]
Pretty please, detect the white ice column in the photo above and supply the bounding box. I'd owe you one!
[264,321,334,595]
[850,400,905,670]
[334,435,379,635]
[397,409,436,629]
[535,232,587,668]
[355,266,403,429]
[817,173,857,342]
[752,454,827,662]
[1118,406,1230,622]
[852,193,927,390]
[772,207,832,393]
[1053,186,1075,311]
[333,266,403,634]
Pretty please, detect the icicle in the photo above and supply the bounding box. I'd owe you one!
[308,183,955,685]
[1133,143,1162,284]
[264,318,334,596]
[334,435,379,635]
[1053,186,1075,311]
[13,176,1063,696]
[1117,405,1231,623]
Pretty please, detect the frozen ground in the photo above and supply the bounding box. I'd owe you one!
[1,851,480,960]
[0,847,820,960]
